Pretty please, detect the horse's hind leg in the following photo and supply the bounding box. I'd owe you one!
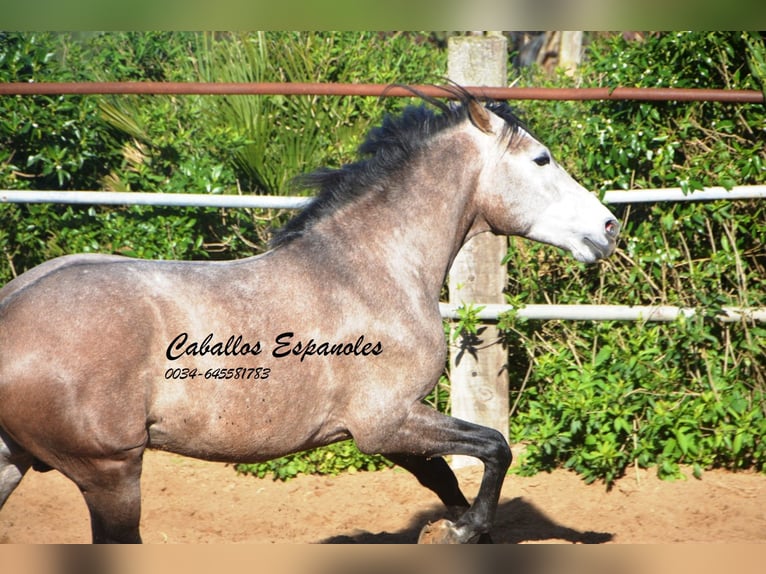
[386,454,470,510]
[0,428,32,510]
[70,449,144,543]
[385,454,493,543]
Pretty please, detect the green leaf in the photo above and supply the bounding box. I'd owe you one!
[593,345,612,367]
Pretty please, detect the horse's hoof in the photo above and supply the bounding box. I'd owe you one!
[417,519,462,544]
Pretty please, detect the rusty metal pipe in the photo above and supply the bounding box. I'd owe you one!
[0,82,762,103]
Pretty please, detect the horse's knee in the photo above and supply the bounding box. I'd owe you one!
[474,426,512,471]
[494,433,512,471]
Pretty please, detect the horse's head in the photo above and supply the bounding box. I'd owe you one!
[469,100,620,263]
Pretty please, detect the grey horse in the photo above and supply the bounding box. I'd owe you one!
[0,88,619,543]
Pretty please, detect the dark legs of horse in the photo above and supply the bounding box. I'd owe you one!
[385,453,493,543]
[362,404,511,543]
[0,429,32,511]
[385,454,470,508]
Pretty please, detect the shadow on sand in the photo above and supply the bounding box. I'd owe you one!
[320,496,613,544]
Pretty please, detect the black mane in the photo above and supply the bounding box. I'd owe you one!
[270,86,527,248]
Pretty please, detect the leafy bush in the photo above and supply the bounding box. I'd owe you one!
[195,32,440,196]
[1,32,763,485]
[0,33,220,284]
[235,440,394,481]
[498,31,766,485]
[0,33,117,191]
[501,317,766,485]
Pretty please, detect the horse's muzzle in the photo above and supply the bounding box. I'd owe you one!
[583,218,620,261]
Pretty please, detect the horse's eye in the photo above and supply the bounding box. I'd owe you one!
[533,153,551,167]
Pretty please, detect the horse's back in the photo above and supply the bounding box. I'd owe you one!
[0,253,127,304]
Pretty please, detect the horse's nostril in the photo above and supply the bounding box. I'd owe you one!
[605,219,620,238]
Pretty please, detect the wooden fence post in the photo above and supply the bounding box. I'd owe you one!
[447,33,509,468]
[559,31,584,75]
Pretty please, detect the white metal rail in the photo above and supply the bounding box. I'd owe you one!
[0,190,311,209]
[1,185,765,208]
[438,303,766,323]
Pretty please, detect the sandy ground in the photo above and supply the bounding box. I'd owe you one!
[1,449,764,544]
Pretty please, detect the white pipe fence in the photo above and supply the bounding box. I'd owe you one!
[2,185,765,208]
[0,190,311,209]
[438,303,766,323]
[603,185,766,204]
[2,185,764,323]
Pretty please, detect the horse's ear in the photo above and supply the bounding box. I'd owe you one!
[468,100,493,134]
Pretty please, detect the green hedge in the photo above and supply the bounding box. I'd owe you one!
[500,31,765,484]
[1,32,763,485]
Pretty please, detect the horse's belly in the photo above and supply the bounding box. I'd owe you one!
[145,376,343,463]
[146,417,348,463]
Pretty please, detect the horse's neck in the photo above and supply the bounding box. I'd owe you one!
[307,135,487,305]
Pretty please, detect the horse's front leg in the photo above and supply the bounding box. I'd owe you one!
[357,403,511,543]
